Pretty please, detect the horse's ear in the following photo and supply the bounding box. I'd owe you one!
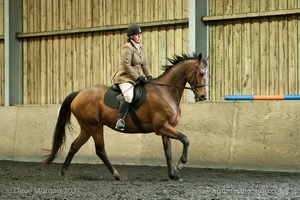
[198,53,202,61]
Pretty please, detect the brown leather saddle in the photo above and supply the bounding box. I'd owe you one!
[104,84,146,109]
[104,84,146,131]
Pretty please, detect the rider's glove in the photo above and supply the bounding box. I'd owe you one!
[136,76,147,83]
[146,75,153,80]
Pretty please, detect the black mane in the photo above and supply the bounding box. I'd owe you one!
[161,52,198,73]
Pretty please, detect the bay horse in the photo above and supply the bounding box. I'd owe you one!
[44,53,208,181]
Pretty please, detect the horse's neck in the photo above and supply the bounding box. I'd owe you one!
[159,61,192,87]
[155,61,193,101]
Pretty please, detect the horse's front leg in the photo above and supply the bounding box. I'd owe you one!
[174,131,189,174]
[161,136,181,181]
[159,123,189,180]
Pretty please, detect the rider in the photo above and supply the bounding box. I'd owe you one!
[113,24,152,131]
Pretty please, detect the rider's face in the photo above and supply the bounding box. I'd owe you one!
[132,34,141,43]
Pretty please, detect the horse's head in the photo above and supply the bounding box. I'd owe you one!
[188,53,208,102]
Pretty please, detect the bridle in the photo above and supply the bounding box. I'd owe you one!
[187,61,207,99]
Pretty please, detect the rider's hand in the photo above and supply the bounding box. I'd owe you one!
[136,76,147,83]
[146,75,153,80]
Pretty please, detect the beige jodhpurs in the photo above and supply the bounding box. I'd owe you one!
[118,82,134,103]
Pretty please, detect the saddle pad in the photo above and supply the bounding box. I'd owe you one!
[104,84,146,109]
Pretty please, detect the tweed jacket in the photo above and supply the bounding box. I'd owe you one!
[113,41,151,84]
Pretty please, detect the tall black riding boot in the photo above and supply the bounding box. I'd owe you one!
[115,101,131,131]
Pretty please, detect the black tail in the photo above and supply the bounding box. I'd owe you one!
[44,91,80,165]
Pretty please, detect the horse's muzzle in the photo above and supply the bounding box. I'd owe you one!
[195,95,207,102]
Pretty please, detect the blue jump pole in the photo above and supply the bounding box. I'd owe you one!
[225,95,300,100]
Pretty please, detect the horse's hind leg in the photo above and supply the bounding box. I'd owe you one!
[60,130,90,176]
[92,126,121,181]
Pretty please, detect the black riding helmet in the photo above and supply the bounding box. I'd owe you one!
[127,24,143,36]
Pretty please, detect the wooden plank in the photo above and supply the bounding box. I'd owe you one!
[224,0,233,97]
[158,0,166,21]
[152,0,159,21]
[98,0,105,84]
[105,0,112,26]
[232,0,242,94]
[78,0,86,90]
[202,8,300,22]
[22,0,28,104]
[33,0,41,104]
[71,0,78,91]
[182,0,188,18]
[166,0,174,20]
[28,0,35,104]
[112,30,120,85]
[59,0,66,101]
[46,0,53,103]
[103,29,110,85]
[142,0,149,22]
[166,0,175,67]
[269,1,279,95]
[208,0,216,100]
[91,0,100,85]
[174,0,183,54]
[65,0,73,95]
[40,0,47,104]
[212,0,224,100]
[278,1,288,94]
[223,22,233,97]
[53,0,59,102]
[16,19,189,38]
[260,0,270,95]
[118,0,127,24]
[150,26,159,78]
[250,0,261,95]
[174,0,187,100]
[288,1,298,93]
[134,0,142,22]
[128,0,135,23]
[85,1,92,87]
[241,0,252,95]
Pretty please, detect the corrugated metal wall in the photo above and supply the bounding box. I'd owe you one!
[0,0,4,105]
[21,0,189,104]
[208,0,300,100]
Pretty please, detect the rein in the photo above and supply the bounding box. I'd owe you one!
[146,82,207,90]
[146,63,207,91]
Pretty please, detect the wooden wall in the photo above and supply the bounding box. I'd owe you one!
[207,0,300,101]
[0,0,4,105]
[21,0,189,104]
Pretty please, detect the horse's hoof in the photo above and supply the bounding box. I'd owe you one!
[174,165,181,174]
[172,175,183,181]
[60,171,65,177]
[113,171,121,181]
[176,177,184,182]
[169,174,183,181]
